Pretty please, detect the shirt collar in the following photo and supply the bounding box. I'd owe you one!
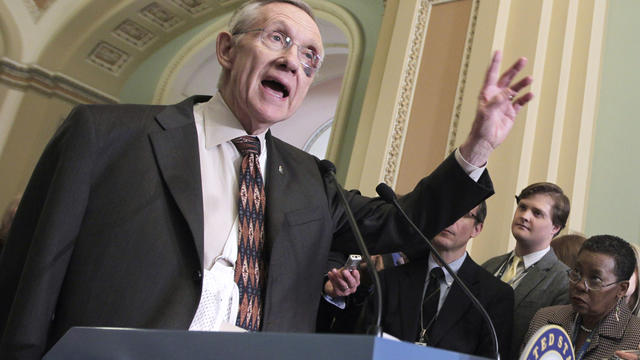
[200,92,267,151]
[427,252,467,287]
[519,246,551,269]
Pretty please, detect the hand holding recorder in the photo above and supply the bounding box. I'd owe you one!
[324,255,362,297]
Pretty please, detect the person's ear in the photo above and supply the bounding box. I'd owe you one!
[217,31,235,70]
[618,280,630,298]
[471,222,484,238]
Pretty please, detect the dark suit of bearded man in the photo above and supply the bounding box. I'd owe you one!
[0,95,494,359]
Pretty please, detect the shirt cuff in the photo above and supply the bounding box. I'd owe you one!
[323,293,346,309]
[454,148,486,182]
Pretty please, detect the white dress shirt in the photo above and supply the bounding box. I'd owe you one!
[189,92,266,330]
[427,252,467,312]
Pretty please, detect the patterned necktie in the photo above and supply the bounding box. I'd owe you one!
[232,136,266,331]
[502,255,523,284]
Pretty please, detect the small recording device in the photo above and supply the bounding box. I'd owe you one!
[344,254,362,271]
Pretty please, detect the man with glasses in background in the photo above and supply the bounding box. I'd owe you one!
[334,201,514,359]
[483,182,571,359]
[0,1,534,359]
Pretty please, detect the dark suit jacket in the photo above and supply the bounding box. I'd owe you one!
[0,96,494,359]
[375,256,514,359]
[482,248,569,359]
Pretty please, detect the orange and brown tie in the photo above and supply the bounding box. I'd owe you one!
[232,136,266,331]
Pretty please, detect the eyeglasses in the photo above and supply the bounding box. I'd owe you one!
[463,212,479,222]
[567,269,621,292]
[233,26,323,77]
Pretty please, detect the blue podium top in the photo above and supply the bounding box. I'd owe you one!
[44,327,491,360]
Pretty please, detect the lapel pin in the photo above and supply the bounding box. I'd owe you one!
[278,164,285,175]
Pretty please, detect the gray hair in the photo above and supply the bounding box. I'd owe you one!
[229,0,316,35]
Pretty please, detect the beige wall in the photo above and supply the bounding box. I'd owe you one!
[396,0,472,195]
[349,0,608,263]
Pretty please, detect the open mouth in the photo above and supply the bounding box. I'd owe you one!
[571,296,588,306]
[262,79,290,98]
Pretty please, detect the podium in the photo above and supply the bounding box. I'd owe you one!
[44,327,491,360]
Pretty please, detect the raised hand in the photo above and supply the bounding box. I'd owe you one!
[460,50,534,166]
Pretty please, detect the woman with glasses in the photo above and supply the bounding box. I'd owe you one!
[521,235,640,360]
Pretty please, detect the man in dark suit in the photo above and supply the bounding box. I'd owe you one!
[330,202,514,359]
[0,0,533,359]
[482,182,571,359]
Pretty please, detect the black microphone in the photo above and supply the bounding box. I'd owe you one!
[319,160,383,337]
[375,182,501,360]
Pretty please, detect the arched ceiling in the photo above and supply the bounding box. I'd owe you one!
[37,0,247,96]
[1,0,372,100]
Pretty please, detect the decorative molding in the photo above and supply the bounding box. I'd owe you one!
[303,118,334,153]
[446,0,480,154]
[112,19,156,49]
[139,2,183,31]
[87,41,130,75]
[0,57,119,105]
[169,0,212,16]
[382,0,431,187]
[152,16,229,104]
[381,0,478,187]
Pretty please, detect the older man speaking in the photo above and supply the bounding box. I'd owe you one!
[0,1,533,359]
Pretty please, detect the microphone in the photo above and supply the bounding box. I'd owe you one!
[375,182,501,360]
[319,160,383,337]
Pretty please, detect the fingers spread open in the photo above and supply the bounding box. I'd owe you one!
[513,92,535,114]
[497,57,528,88]
[510,75,533,94]
[483,50,502,88]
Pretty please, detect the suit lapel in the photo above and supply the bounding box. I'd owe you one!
[485,253,510,275]
[514,250,557,307]
[263,131,286,256]
[398,260,429,341]
[430,256,478,345]
[149,96,207,267]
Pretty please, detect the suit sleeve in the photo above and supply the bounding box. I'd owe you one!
[549,265,570,306]
[326,152,494,257]
[483,283,515,360]
[520,307,550,356]
[0,105,97,359]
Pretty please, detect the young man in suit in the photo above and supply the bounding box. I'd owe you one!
[482,182,571,359]
[0,0,534,359]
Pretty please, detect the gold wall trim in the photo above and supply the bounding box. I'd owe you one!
[382,0,430,186]
[0,57,118,104]
[446,0,480,155]
[382,0,472,186]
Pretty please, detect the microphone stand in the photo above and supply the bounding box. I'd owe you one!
[376,182,500,360]
[320,160,383,337]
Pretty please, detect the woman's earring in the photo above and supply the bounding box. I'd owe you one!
[615,297,622,322]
